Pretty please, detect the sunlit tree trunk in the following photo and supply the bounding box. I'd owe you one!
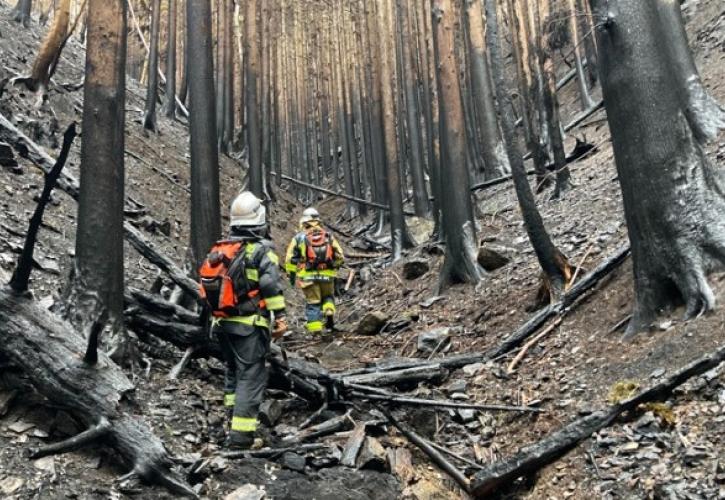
[24,0,70,92]
[245,0,263,197]
[568,0,594,110]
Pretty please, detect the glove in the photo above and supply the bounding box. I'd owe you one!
[272,318,288,339]
[288,273,296,286]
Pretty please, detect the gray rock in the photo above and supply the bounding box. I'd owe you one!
[455,409,476,423]
[417,327,452,353]
[402,259,430,280]
[477,247,511,271]
[462,362,485,376]
[446,379,468,394]
[356,311,390,335]
[280,452,307,473]
[259,400,282,427]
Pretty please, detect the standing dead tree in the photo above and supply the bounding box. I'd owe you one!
[143,0,161,131]
[433,0,485,288]
[487,0,573,305]
[10,0,33,27]
[592,0,725,337]
[19,0,71,93]
[187,0,221,267]
[162,0,177,119]
[62,0,129,360]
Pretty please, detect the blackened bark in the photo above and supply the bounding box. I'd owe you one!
[487,0,571,299]
[580,0,598,86]
[143,0,161,131]
[179,1,189,105]
[592,0,725,338]
[64,0,127,353]
[464,0,510,180]
[10,0,32,27]
[380,0,412,258]
[655,0,725,142]
[162,0,177,119]
[187,0,222,266]
[223,0,234,150]
[400,0,430,216]
[433,0,484,288]
[245,0,263,197]
[216,0,226,149]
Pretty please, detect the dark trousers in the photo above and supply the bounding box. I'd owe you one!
[214,325,270,435]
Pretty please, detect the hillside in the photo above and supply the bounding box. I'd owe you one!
[0,0,724,499]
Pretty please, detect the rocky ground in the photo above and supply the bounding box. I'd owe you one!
[0,0,724,499]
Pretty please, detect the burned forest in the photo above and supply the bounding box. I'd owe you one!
[0,0,724,499]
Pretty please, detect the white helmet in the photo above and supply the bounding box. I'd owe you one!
[230,191,266,228]
[299,207,320,226]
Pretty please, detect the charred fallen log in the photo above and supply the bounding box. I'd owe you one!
[470,344,725,497]
[0,289,196,497]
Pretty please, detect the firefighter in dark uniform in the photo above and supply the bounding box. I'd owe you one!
[199,191,287,450]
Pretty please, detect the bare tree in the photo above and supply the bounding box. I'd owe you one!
[245,0,263,197]
[162,0,177,119]
[22,0,71,93]
[64,0,128,358]
[592,0,725,338]
[486,0,573,304]
[10,0,33,27]
[143,0,161,131]
[433,0,484,288]
[464,0,510,180]
[187,0,221,265]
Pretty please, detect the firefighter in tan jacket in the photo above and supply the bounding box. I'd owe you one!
[285,208,344,333]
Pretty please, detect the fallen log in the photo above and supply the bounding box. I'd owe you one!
[349,391,542,413]
[221,443,329,460]
[0,289,195,497]
[470,343,725,497]
[341,365,447,387]
[340,423,368,466]
[282,412,354,444]
[384,409,470,493]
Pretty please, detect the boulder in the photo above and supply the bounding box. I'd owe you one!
[356,311,390,335]
[356,437,389,472]
[477,246,511,271]
[280,452,307,473]
[402,259,430,280]
[417,327,452,353]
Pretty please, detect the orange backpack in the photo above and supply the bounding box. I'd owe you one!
[199,241,261,317]
[304,227,335,270]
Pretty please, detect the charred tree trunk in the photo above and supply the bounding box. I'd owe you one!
[143,0,161,131]
[655,0,725,142]
[63,0,128,356]
[580,0,598,86]
[179,1,189,105]
[223,0,234,151]
[400,0,430,216]
[10,0,33,27]
[537,0,570,197]
[187,0,221,266]
[432,0,484,288]
[23,0,70,92]
[379,0,412,259]
[592,0,725,338]
[245,0,263,197]
[162,0,177,119]
[464,0,510,180]
[568,0,594,110]
[487,0,572,302]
